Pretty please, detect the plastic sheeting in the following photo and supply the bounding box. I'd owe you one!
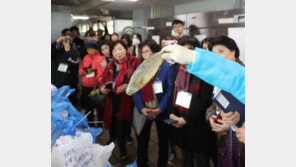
[51,85,102,149]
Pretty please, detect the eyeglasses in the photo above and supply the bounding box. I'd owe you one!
[141,51,151,55]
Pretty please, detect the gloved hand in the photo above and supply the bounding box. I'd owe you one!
[161,44,197,64]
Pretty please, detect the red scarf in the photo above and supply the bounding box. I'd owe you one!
[173,65,201,112]
[173,65,190,108]
[142,81,154,102]
[113,54,130,95]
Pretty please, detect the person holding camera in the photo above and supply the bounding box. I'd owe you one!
[70,26,87,59]
[51,29,80,106]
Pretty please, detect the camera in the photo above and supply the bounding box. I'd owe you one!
[64,37,73,43]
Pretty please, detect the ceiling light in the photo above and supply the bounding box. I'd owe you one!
[71,15,89,20]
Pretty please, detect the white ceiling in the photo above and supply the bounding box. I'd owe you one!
[100,0,203,11]
[52,0,203,11]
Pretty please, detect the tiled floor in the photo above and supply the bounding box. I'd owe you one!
[96,122,183,167]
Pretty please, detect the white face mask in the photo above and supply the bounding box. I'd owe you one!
[132,38,140,46]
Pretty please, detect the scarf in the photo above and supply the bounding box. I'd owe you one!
[113,53,130,95]
[142,81,154,102]
[142,80,158,108]
[173,65,191,109]
[173,65,201,112]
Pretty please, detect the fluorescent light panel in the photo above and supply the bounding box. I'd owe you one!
[71,15,89,20]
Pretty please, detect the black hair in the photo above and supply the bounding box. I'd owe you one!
[70,26,79,32]
[209,36,240,58]
[109,41,128,58]
[189,25,200,36]
[121,34,132,47]
[85,30,96,37]
[140,39,161,53]
[98,40,110,55]
[172,19,184,27]
[61,28,71,35]
[104,33,111,38]
[133,33,142,43]
[112,33,119,38]
[201,37,214,49]
[178,35,200,49]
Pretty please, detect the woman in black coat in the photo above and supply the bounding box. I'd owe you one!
[169,36,217,167]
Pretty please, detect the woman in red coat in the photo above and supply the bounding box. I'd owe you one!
[99,41,141,165]
[79,41,106,126]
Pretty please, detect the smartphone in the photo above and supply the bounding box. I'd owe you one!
[164,119,178,125]
[105,82,113,89]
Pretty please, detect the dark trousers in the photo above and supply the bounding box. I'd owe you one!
[80,86,94,112]
[109,116,131,157]
[169,126,176,154]
[136,120,169,167]
[182,149,211,167]
[81,86,97,126]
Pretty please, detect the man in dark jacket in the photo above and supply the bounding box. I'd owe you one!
[70,26,87,59]
[51,33,80,106]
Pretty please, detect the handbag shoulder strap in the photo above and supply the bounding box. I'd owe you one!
[229,128,233,167]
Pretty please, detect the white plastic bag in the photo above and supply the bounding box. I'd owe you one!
[51,131,114,167]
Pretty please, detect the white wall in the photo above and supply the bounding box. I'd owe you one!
[132,8,151,41]
[174,0,238,15]
[114,19,133,37]
[51,12,72,42]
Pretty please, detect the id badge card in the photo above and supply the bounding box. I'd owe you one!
[86,72,95,78]
[153,80,163,94]
[57,63,68,73]
[175,91,192,109]
[216,93,230,109]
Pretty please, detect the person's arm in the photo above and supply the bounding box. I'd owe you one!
[96,57,106,85]
[132,90,146,113]
[187,47,245,104]
[167,64,178,116]
[182,81,213,126]
[78,61,85,76]
[157,64,175,112]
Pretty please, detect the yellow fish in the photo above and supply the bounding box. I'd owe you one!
[126,51,165,96]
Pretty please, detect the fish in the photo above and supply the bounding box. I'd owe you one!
[126,51,165,96]
[88,89,100,97]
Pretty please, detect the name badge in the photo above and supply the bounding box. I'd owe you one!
[57,63,68,72]
[86,72,95,78]
[175,91,192,109]
[153,81,163,94]
[216,93,230,109]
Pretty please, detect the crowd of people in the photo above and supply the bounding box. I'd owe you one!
[51,19,245,167]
